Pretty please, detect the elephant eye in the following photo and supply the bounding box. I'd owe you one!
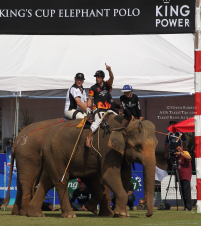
[135,143,143,152]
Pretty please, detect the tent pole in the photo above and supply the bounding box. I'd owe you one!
[15,92,20,138]
[195,0,201,213]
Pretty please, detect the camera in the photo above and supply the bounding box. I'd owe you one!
[168,142,181,163]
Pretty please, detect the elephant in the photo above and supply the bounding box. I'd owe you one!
[27,114,158,218]
[5,117,112,216]
[6,118,64,215]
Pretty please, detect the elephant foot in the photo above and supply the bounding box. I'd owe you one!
[27,207,45,217]
[85,201,97,214]
[12,204,20,215]
[146,212,153,217]
[61,211,76,218]
[99,207,113,216]
[20,209,28,216]
[113,210,130,218]
[27,211,45,217]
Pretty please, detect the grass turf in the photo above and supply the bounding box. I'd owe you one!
[0,208,201,226]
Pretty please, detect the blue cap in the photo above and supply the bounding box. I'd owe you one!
[121,85,132,92]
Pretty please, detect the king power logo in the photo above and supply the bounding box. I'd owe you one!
[156,0,191,28]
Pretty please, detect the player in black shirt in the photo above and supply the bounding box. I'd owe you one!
[120,85,143,127]
[108,92,122,114]
[86,63,114,148]
[71,179,90,211]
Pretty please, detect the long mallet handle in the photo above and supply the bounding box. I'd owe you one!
[176,134,182,142]
[59,117,87,184]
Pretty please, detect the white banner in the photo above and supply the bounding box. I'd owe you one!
[161,175,196,199]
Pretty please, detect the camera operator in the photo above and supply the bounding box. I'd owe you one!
[174,142,192,211]
[164,121,186,173]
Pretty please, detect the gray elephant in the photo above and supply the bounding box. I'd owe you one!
[5,118,64,215]
[5,117,111,216]
[27,115,158,218]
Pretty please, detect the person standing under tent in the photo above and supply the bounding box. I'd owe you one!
[86,63,114,148]
[64,73,87,120]
[164,120,186,173]
[120,85,143,127]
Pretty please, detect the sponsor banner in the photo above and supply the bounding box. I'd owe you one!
[161,175,196,199]
[132,163,144,206]
[0,0,195,35]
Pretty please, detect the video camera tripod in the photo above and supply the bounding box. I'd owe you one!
[164,157,184,210]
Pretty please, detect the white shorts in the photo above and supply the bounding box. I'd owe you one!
[90,110,117,133]
[64,109,87,120]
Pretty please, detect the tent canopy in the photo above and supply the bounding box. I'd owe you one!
[168,117,194,133]
[0,34,194,97]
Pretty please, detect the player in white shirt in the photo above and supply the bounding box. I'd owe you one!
[64,73,87,119]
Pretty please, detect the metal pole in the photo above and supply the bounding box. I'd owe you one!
[195,0,201,213]
[53,187,56,208]
[15,92,20,137]
[4,162,6,211]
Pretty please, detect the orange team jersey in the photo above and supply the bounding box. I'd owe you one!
[88,80,112,110]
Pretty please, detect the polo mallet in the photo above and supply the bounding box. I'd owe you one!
[176,134,182,142]
[59,116,87,184]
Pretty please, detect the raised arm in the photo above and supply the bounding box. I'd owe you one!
[105,63,114,86]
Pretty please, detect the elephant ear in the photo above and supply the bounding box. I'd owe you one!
[108,128,126,155]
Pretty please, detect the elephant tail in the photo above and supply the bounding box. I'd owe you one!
[3,147,15,207]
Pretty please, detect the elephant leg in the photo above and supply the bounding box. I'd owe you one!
[102,160,129,218]
[121,162,131,193]
[27,170,53,217]
[81,176,104,214]
[55,178,76,218]
[12,177,22,215]
[99,184,113,216]
[17,162,41,216]
[142,141,156,217]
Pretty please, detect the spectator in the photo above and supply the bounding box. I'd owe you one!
[3,139,13,153]
[42,202,56,211]
[174,142,192,211]
[164,121,186,173]
[71,179,90,211]
[111,181,135,211]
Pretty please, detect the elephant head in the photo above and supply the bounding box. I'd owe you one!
[108,120,158,217]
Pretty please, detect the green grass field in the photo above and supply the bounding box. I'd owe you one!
[1,207,201,226]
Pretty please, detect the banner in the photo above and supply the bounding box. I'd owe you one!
[0,0,195,35]
[161,175,196,199]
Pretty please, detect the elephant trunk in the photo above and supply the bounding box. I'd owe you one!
[143,141,156,217]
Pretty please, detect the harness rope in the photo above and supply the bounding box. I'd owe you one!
[59,117,87,184]
[14,120,68,149]
[155,130,180,138]
[86,110,117,157]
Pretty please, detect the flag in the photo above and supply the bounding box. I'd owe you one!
[155,166,168,182]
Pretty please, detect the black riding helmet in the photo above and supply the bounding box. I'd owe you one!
[75,73,85,80]
[94,70,105,78]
